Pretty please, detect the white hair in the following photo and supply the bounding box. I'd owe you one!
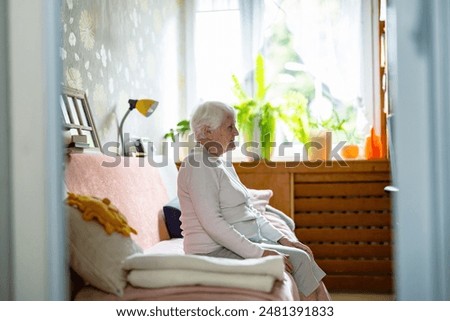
[190,101,235,141]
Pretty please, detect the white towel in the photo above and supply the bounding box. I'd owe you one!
[123,253,284,293]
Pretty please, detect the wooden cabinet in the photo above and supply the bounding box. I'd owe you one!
[234,160,393,293]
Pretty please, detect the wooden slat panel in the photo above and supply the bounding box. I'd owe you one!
[296,228,391,242]
[295,197,391,212]
[324,275,393,293]
[234,160,391,174]
[294,172,390,183]
[295,213,391,227]
[308,244,392,259]
[294,160,391,173]
[317,259,392,275]
[233,160,394,294]
[295,182,389,197]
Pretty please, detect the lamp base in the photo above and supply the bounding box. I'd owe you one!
[123,138,149,157]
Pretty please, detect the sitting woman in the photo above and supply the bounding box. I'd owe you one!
[177,101,331,301]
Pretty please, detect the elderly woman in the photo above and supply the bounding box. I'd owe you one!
[177,101,330,300]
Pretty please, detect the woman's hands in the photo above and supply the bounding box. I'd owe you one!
[261,237,314,274]
[262,249,293,273]
[278,236,314,258]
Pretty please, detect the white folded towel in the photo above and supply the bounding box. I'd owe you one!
[123,253,284,293]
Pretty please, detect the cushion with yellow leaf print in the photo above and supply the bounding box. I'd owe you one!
[65,194,142,296]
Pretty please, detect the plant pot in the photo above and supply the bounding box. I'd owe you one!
[307,131,332,161]
[168,133,195,162]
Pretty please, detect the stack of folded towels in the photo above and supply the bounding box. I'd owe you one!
[123,253,285,293]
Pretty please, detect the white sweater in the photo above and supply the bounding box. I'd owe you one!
[177,147,283,258]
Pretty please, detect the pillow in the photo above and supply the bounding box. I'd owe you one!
[265,205,296,231]
[247,189,296,239]
[65,202,142,296]
[163,197,183,238]
[264,207,297,240]
[247,189,273,213]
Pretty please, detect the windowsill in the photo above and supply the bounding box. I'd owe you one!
[224,142,372,164]
[228,154,379,164]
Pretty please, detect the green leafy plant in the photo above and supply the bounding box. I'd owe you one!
[341,106,362,145]
[232,54,360,158]
[319,110,346,133]
[279,92,362,151]
[323,105,362,145]
[231,77,257,143]
[278,91,311,144]
[163,119,190,142]
[232,54,278,160]
[259,102,277,160]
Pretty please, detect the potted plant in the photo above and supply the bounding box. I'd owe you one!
[163,119,190,143]
[279,93,359,161]
[329,105,362,160]
[278,91,334,161]
[232,54,278,160]
[341,128,362,159]
[163,119,192,161]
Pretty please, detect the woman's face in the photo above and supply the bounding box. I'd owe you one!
[205,114,239,156]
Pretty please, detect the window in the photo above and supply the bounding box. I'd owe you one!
[187,0,380,160]
[194,0,242,103]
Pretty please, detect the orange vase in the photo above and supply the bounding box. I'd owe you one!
[365,127,384,159]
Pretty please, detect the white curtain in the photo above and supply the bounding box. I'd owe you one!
[261,0,374,136]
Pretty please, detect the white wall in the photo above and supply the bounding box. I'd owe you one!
[60,0,185,155]
[8,0,66,300]
[390,0,450,300]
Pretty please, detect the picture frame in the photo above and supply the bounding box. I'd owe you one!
[60,86,102,153]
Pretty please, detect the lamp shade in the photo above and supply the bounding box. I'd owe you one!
[128,99,159,117]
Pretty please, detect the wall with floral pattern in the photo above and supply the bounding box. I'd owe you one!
[61,0,186,153]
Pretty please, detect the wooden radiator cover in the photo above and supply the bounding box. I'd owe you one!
[235,160,393,293]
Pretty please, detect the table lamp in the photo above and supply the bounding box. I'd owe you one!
[118,99,159,156]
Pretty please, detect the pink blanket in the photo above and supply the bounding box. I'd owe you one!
[75,274,299,301]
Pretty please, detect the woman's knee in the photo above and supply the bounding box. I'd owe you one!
[290,249,312,264]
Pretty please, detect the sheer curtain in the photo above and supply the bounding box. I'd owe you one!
[262,0,374,143]
[192,0,243,108]
[277,0,365,103]
[188,0,376,147]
